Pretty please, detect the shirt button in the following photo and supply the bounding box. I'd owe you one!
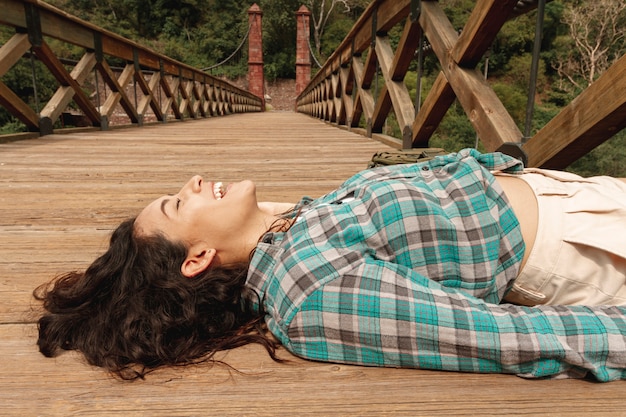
[421,165,433,178]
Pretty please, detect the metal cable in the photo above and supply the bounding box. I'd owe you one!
[304,15,324,69]
[202,23,252,71]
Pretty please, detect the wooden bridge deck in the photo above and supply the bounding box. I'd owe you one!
[1,112,625,416]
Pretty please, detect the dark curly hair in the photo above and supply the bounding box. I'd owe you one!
[33,218,281,380]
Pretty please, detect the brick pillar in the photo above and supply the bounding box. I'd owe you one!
[295,5,311,98]
[248,4,265,110]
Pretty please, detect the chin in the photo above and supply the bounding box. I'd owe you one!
[235,179,257,199]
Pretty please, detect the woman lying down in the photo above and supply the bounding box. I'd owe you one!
[34,148,626,381]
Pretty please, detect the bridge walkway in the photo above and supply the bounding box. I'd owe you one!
[1,112,624,416]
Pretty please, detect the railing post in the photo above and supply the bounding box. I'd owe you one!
[93,32,109,130]
[247,4,265,110]
[295,5,312,100]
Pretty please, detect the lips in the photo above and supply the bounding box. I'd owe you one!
[213,182,225,200]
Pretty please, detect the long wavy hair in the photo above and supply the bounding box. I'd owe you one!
[33,218,281,380]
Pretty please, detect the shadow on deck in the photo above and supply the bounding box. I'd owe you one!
[1,112,624,416]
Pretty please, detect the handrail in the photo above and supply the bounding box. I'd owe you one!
[296,0,541,152]
[0,0,262,139]
[296,0,626,169]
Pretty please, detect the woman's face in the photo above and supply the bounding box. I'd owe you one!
[135,175,260,250]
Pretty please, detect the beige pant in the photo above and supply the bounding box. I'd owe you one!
[503,168,626,306]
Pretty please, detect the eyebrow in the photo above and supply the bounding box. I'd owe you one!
[160,198,170,218]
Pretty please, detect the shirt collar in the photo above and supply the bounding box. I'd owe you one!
[246,232,285,297]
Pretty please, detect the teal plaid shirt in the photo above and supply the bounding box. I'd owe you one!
[247,149,626,381]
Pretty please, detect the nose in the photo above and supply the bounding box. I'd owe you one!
[180,175,203,195]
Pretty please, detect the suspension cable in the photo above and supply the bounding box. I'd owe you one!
[202,23,252,71]
[303,15,324,69]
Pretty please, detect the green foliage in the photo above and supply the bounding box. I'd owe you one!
[492,82,527,130]
[567,131,626,177]
[488,15,535,72]
[264,52,294,81]
[0,118,26,135]
[530,105,559,136]
[430,104,482,152]
[320,17,353,61]
[504,53,547,92]
[259,0,300,80]
[441,0,474,29]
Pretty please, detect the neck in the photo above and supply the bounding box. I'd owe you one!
[226,208,292,265]
[258,201,295,216]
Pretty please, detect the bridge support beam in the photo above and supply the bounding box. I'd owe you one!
[296,5,312,99]
[248,4,265,110]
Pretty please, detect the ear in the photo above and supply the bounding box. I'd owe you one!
[181,247,217,278]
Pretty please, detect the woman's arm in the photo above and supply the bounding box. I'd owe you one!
[281,259,626,381]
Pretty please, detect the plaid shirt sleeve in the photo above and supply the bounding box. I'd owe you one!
[285,261,626,381]
[247,149,626,381]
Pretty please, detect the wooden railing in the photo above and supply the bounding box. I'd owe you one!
[0,0,263,140]
[296,0,626,169]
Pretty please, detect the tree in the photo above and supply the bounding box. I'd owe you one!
[260,0,301,80]
[553,0,626,91]
[305,0,368,59]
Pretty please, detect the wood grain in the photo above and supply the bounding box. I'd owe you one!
[523,53,626,169]
[1,112,625,416]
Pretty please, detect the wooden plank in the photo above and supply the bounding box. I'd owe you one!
[375,34,415,147]
[39,52,97,123]
[2,323,625,417]
[134,71,163,121]
[2,112,626,415]
[191,81,205,117]
[98,62,139,123]
[164,76,182,119]
[0,0,260,112]
[419,1,523,151]
[0,33,30,77]
[190,82,202,117]
[33,41,101,126]
[0,81,39,129]
[371,83,393,133]
[351,56,375,128]
[361,47,378,90]
[178,79,194,118]
[306,0,411,95]
[339,66,354,125]
[0,0,26,29]
[316,85,324,119]
[319,79,328,121]
[160,75,177,118]
[326,77,337,122]
[523,53,626,168]
[411,71,457,147]
[331,72,345,125]
[391,18,421,81]
[199,83,211,115]
[210,84,219,116]
[299,0,553,151]
[343,62,355,96]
